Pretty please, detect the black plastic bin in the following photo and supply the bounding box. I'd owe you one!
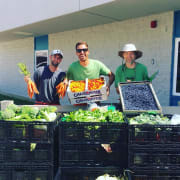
[127,114,177,145]
[59,142,127,167]
[128,144,180,170]
[0,165,54,180]
[55,166,124,180]
[58,121,128,168]
[0,142,55,166]
[0,119,58,143]
[128,169,180,180]
[59,122,127,144]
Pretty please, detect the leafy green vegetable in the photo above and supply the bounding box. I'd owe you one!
[128,113,171,125]
[40,106,57,113]
[37,106,57,121]
[17,63,31,76]
[20,106,39,119]
[0,105,57,122]
[62,109,124,123]
[149,70,159,82]
[6,104,20,113]
[1,109,16,119]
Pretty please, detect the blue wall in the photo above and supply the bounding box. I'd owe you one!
[34,35,48,50]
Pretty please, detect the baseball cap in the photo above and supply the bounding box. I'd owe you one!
[50,49,63,58]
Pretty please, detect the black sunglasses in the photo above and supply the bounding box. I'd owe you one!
[76,48,88,53]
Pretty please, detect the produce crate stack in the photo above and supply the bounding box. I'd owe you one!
[127,113,180,179]
[117,81,180,179]
[0,104,59,180]
[56,109,128,180]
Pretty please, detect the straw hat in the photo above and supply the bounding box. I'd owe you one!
[118,44,142,60]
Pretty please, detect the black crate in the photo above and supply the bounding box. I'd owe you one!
[128,144,180,170]
[128,169,180,180]
[59,122,127,144]
[0,119,58,143]
[0,124,6,141]
[127,115,180,145]
[55,166,124,180]
[59,142,127,167]
[0,142,54,165]
[0,165,53,180]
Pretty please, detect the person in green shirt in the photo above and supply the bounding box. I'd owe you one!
[115,43,149,94]
[67,41,115,96]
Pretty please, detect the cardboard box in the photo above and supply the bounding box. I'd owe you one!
[67,77,107,104]
[118,81,162,114]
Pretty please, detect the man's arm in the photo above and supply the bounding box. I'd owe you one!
[106,71,115,96]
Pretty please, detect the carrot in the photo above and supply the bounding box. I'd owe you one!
[27,80,39,99]
[31,81,39,94]
[56,82,67,99]
[18,63,39,99]
[27,81,33,99]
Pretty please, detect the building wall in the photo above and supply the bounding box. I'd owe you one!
[49,11,173,106]
[0,37,34,96]
[0,11,173,106]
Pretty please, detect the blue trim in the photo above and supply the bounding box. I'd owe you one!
[170,12,176,105]
[34,35,48,50]
[174,11,180,36]
[170,10,180,105]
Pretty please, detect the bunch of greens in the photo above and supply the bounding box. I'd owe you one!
[62,109,124,123]
[0,104,57,122]
[17,63,31,76]
[128,113,171,125]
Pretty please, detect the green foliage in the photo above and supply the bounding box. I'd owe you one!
[20,106,39,119]
[17,63,31,76]
[0,105,57,121]
[62,109,124,123]
[6,104,20,113]
[37,110,50,121]
[128,113,170,125]
[40,106,57,113]
[1,109,16,120]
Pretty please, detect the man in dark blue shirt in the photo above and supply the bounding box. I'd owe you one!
[25,49,66,105]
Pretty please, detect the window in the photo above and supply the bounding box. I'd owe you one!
[173,38,180,95]
[35,50,48,69]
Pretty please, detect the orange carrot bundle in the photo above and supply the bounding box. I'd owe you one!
[27,79,39,99]
[56,82,67,99]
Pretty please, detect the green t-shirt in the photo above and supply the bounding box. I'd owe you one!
[115,62,149,87]
[67,59,110,81]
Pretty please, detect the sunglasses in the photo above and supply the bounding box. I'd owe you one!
[76,48,88,53]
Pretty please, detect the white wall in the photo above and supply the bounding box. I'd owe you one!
[49,11,173,106]
[0,37,34,97]
[0,0,114,32]
[0,11,173,106]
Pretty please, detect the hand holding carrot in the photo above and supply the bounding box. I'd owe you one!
[56,79,68,99]
[27,79,39,98]
[18,63,39,98]
[24,75,31,83]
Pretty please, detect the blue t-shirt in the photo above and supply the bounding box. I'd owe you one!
[33,65,66,104]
